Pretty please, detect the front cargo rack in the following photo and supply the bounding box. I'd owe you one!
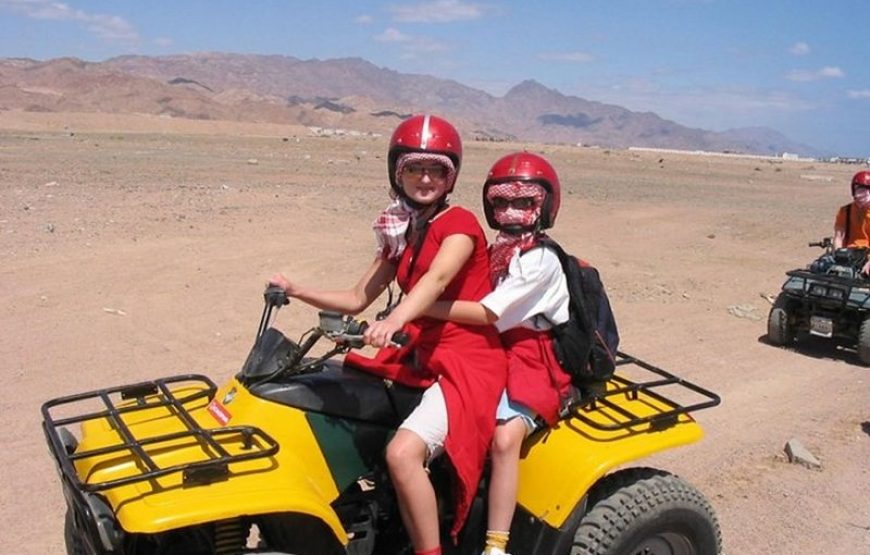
[565,352,721,432]
[42,374,279,492]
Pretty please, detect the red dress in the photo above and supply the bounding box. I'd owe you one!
[345,206,507,539]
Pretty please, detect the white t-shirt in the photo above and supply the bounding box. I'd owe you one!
[481,246,570,333]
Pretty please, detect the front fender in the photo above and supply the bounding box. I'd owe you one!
[79,379,347,545]
[516,391,704,529]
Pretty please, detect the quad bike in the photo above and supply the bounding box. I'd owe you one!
[43,286,722,555]
[768,237,870,363]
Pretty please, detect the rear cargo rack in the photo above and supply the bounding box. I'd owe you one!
[42,375,279,492]
[566,352,721,432]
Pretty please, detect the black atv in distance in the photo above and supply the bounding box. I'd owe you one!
[768,237,870,363]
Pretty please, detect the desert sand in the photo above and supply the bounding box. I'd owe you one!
[1,111,867,554]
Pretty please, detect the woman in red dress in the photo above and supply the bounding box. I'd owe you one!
[270,115,506,555]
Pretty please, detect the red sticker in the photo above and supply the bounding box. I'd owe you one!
[207,399,231,425]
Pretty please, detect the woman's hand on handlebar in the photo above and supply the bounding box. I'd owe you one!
[364,316,406,348]
[269,273,299,297]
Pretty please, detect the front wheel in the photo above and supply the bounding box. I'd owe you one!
[64,509,86,555]
[571,468,722,555]
[767,293,795,346]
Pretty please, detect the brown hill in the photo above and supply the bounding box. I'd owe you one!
[0,53,817,155]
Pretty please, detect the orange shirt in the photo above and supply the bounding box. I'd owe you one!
[835,203,870,248]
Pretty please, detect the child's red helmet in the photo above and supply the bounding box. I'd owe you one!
[387,114,462,195]
[852,171,870,194]
[483,151,561,231]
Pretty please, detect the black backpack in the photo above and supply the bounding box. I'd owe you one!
[531,238,620,389]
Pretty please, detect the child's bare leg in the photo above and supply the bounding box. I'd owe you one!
[487,418,528,530]
[386,429,440,551]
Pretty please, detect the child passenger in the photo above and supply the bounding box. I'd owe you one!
[270,115,506,555]
[425,152,572,555]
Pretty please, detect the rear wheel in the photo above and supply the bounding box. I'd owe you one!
[571,468,721,555]
[857,318,870,365]
[767,293,795,346]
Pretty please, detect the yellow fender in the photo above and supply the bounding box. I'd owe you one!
[516,389,704,529]
[75,379,348,545]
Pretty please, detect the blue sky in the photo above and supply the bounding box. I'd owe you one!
[1,0,867,156]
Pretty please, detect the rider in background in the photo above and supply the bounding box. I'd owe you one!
[426,152,572,555]
[270,115,506,555]
[833,171,870,273]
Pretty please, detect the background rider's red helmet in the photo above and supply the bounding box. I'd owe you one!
[388,114,463,195]
[483,151,561,231]
[852,171,870,194]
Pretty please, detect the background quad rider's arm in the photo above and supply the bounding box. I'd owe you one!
[365,233,474,347]
[272,257,397,315]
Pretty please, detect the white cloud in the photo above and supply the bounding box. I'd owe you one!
[785,66,845,82]
[374,27,448,58]
[375,27,412,43]
[788,42,811,55]
[0,0,138,41]
[153,37,173,47]
[356,14,373,24]
[847,89,870,99]
[538,51,595,63]
[390,0,484,23]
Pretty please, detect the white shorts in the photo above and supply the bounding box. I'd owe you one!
[398,382,448,462]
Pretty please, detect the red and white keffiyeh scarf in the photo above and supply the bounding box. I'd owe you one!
[486,181,546,284]
[372,197,418,262]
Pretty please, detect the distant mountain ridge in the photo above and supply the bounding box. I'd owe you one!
[0,52,818,156]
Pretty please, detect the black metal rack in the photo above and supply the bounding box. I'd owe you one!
[42,374,280,492]
[566,352,721,432]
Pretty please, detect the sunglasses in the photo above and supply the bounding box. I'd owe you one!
[403,164,448,179]
[489,197,538,210]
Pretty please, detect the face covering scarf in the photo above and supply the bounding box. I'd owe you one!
[486,182,546,283]
[855,188,870,210]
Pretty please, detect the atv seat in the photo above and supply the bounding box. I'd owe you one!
[249,361,425,427]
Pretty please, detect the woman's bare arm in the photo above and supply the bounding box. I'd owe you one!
[270,257,396,315]
[364,233,474,346]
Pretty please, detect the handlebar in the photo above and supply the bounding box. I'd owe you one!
[318,311,409,348]
[808,237,833,249]
[264,285,290,307]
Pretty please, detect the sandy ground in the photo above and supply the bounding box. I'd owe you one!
[1,111,868,554]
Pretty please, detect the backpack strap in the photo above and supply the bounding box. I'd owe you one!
[533,238,594,332]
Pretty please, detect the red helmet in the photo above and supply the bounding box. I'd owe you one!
[483,151,561,231]
[388,114,462,195]
[852,171,870,193]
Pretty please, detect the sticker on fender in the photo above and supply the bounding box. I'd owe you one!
[207,399,232,425]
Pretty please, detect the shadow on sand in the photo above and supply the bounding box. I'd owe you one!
[757,333,870,367]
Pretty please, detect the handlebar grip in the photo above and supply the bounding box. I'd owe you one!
[391,332,410,347]
[264,285,290,307]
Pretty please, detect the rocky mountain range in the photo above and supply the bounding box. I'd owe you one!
[0,52,817,156]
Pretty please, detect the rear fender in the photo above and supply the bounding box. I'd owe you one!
[516,400,704,529]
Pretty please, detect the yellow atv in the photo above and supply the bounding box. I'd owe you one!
[42,287,722,555]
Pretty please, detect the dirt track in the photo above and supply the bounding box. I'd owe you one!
[1,112,868,554]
